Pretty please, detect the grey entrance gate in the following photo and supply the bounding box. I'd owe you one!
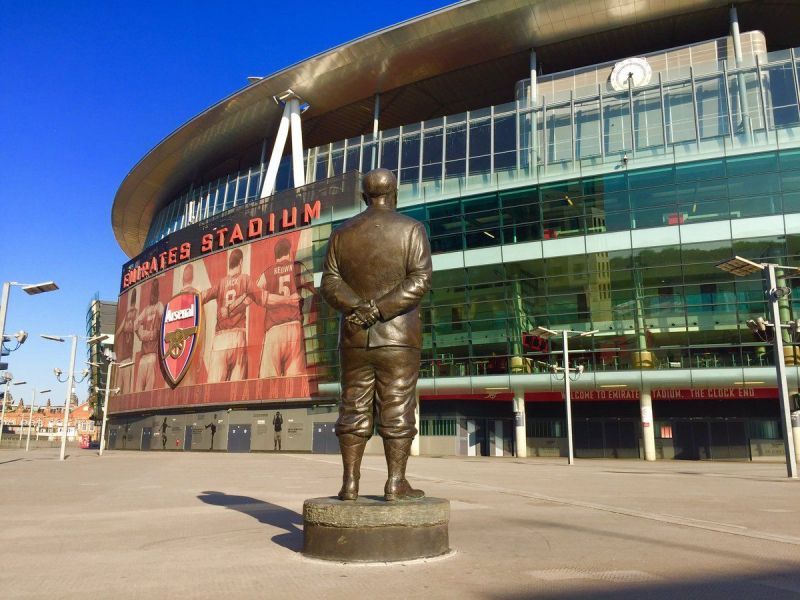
[184,425,193,450]
[141,427,153,450]
[312,422,338,454]
[227,424,251,453]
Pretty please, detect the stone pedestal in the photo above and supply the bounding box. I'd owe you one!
[303,496,450,562]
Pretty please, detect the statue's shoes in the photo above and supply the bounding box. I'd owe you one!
[384,478,425,501]
[338,478,359,501]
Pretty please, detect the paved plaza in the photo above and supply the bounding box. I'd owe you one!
[1,448,799,599]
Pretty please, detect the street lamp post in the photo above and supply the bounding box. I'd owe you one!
[716,256,798,479]
[533,326,597,465]
[0,281,59,364]
[24,388,50,451]
[1,374,26,447]
[42,334,107,461]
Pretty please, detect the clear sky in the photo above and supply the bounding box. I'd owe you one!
[0,0,450,407]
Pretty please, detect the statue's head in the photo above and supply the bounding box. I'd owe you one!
[362,168,397,210]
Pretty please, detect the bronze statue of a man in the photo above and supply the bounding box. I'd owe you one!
[321,168,432,501]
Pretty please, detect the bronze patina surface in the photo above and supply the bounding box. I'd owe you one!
[321,168,432,502]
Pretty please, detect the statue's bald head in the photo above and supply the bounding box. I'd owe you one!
[362,168,397,210]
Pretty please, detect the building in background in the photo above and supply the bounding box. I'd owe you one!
[85,296,117,418]
[1,397,95,445]
[109,0,800,461]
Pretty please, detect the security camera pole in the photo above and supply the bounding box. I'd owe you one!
[533,326,597,465]
[99,357,131,456]
[717,256,798,479]
[42,333,107,461]
[1,374,27,447]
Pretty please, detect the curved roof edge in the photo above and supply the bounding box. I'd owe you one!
[112,0,743,257]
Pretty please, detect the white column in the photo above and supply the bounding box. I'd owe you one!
[513,391,527,458]
[260,101,293,199]
[411,388,420,456]
[372,93,381,138]
[563,330,574,465]
[792,412,800,465]
[640,386,656,461]
[288,98,305,188]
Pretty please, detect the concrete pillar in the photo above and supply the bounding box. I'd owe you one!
[411,388,420,456]
[288,98,306,188]
[372,93,380,138]
[792,412,800,464]
[529,49,538,167]
[260,101,292,199]
[513,390,527,458]
[730,5,752,142]
[640,386,656,461]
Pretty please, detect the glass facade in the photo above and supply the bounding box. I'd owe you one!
[146,47,800,247]
[302,148,800,381]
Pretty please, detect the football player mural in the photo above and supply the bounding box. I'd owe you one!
[112,228,318,412]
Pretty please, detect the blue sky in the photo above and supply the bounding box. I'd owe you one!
[0,0,449,406]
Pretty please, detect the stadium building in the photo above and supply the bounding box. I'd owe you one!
[109,0,800,461]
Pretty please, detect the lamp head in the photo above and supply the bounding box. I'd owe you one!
[80,368,89,378]
[53,368,62,378]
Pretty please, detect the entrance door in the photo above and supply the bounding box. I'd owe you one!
[141,427,153,450]
[312,422,338,454]
[227,424,251,453]
[184,425,193,451]
[108,428,117,450]
[692,421,711,459]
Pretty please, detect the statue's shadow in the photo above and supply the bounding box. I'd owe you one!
[197,490,303,552]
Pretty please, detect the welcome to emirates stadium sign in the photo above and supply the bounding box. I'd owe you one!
[120,172,361,292]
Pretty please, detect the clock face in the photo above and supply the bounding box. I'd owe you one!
[609,57,653,92]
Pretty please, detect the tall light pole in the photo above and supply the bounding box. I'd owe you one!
[1,373,26,447]
[24,387,50,451]
[716,256,798,479]
[90,356,132,456]
[42,334,107,461]
[0,281,59,367]
[533,326,597,465]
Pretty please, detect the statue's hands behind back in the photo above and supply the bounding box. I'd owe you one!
[346,300,380,328]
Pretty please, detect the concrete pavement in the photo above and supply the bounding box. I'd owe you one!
[1,448,799,599]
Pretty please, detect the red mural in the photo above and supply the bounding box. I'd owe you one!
[110,229,319,414]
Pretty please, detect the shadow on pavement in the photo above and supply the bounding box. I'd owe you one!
[488,567,800,600]
[510,517,799,565]
[197,490,303,552]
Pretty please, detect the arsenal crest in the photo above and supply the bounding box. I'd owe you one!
[160,292,201,388]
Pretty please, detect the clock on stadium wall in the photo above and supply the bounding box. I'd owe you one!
[609,57,652,92]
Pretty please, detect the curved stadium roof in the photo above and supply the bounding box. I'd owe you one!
[113,0,800,258]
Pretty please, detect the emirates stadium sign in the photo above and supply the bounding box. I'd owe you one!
[120,172,361,292]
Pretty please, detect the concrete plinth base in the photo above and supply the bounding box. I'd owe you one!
[302,496,450,562]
